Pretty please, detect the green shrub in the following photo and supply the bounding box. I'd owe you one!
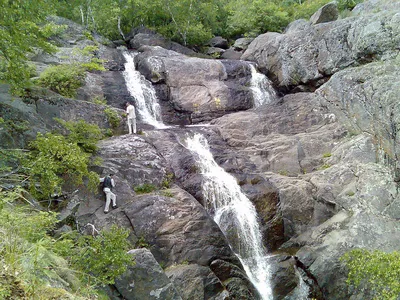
[134,183,157,194]
[323,153,332,158]
[161,173,174,189]
[104,107,121,129]
[92,95,107,105]
[23,132,98,199]
[341,249,400,299]
[0,191,133,297]
[73,225,133,285]
[37,64,85,98]
[337,0,364,10]
[56,118,104,153]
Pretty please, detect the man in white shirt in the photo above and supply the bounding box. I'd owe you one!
[99,174,117,214]
[125,102,136,134]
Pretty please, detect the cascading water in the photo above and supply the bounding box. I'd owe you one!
[185,133,273,300]
[122,51,165,128]
[249,64,277,107]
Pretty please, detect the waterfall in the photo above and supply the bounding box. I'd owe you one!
[122,51,165,128]
[185,133,273,300]
[250,64,277,107]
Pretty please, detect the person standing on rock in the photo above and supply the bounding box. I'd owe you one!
[100,174,117,214]
[125,101,136,134]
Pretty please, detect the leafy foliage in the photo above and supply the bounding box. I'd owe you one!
[104,107,121,129]
[36,64,86,98]
[0,189,133,298]
[73,225,133,285]
[23,133,98,199]
[341,249,400,299]
[0,0,62,94]
[56,118,104,153]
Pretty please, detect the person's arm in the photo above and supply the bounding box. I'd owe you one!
[100,177,104,183]
[111,178,115,187]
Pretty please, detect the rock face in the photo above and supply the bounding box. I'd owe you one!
[242,4,400,92]
[115,249,182,300]
[134,46,257,124]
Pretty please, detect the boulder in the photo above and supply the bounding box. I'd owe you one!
[115,248,182,300]
[220,49,243,60]
[206,47,225,57]
[242,6,400,91]
[165,264,226,300]
[310,2,339,25]
[129,32,196,56]
[208,36,229,49]
[233,38,254,51]
[134,46,255,124]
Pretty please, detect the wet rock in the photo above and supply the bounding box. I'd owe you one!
[134,46,254,124]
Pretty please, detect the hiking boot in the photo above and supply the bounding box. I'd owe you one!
[104,210,109,214]
[112,205,118,209]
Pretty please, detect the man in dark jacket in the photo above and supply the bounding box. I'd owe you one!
[99,174,117,213]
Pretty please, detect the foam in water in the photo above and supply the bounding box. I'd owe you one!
[185,133,273,300]
[249,64,277,107]
[122,51,166,129]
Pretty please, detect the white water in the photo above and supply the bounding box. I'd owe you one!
[185,133,273,300]
[250,64,277,107]
[122,51,166,128]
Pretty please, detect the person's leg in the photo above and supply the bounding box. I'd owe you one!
[111,191,117,208]
[104,189,111,212]
[127,118,132,134]
[132,118,136,134]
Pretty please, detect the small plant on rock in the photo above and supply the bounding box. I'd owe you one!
[134,183,157,194]
[104,107,120,129]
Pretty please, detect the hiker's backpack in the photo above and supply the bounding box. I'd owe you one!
[103,176,113,189]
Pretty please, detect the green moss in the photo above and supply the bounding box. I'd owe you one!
[323,153,332,158]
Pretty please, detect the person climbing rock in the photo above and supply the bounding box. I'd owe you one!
[125,101,136,134]
[100,174,117,214]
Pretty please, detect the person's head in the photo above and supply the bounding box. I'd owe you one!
[125,102,131,107]
[109,173,114,177]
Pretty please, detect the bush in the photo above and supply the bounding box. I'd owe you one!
[37,64,85,98]
[56,118,104,153]
[0,190,133,297]
[24,133,98,199]
[73,225,133,285]
[104,107,121,129]
[341,249,400,299]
